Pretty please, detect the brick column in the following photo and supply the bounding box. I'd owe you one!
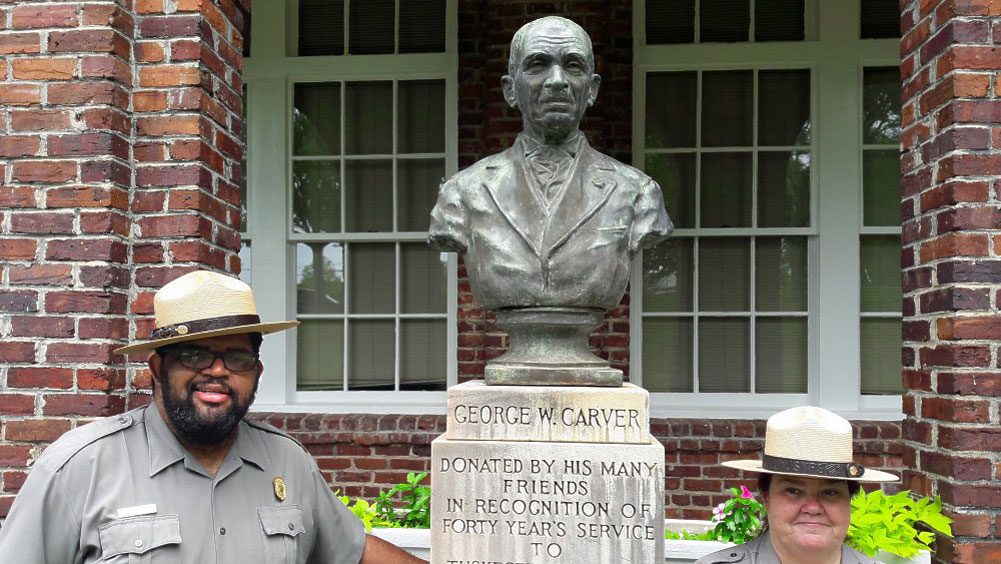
[455,0,634,379]
[900,2,1001,561]
[0,0,246,518]
[0,1,134,515]
[128,0,247,389]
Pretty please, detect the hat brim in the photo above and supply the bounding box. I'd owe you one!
[722,459,898,482]
[114,321,300,355]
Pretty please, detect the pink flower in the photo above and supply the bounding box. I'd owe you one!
[740,485,754,499]
[712,503,727,522]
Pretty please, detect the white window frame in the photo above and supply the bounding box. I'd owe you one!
[243,0,458,413]
[631,0,902,420]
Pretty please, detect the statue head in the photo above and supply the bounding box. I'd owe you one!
[502,17,602,145]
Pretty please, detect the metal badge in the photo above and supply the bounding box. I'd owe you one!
[273,477,286,501]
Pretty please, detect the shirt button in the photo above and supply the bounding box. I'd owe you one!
[288,523,295,531]
[220,528,226,535]
[134,539,143,548]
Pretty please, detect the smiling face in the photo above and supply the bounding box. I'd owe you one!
[150,333,262,448]
[762,475,852,560]
[502,18,601,144]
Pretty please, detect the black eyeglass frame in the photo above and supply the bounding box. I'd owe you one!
[159,346,260,372]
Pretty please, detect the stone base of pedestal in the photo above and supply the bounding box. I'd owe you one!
[431,428,665,563]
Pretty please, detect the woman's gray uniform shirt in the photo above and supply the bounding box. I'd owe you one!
[0,405,366,564]
[695,532,879,564]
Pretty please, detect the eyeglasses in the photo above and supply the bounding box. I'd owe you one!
[163,347,259,372]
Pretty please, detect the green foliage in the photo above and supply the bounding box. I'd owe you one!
[847,489,952,559]
[374,471,432,529]
[336,491,394,532]
[703,486,767,544]
[665,529,712,540]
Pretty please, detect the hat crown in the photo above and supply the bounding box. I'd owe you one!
[763,406,854,464]
[154,271,259,327]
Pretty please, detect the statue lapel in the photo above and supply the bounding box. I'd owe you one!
[482,151,547,258]
[541,145,619,258]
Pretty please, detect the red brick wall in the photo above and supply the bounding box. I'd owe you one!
[260,412,904,521]
[900,1,1001,561]
[0,0,135,516]
[125,0,247,390]
[0,0,247,516]
[455,1,635,380]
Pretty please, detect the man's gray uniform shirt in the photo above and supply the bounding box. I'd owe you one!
[0,405,365,564]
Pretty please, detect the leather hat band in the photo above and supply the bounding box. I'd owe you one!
[763,454,866,479]
[149,314,262,340]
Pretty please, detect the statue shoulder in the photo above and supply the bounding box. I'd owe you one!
[588,149,654,185]
[448,151,513,182]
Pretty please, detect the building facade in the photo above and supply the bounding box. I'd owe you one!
[0,0,998,560]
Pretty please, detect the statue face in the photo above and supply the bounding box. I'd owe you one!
[503,20,601,142]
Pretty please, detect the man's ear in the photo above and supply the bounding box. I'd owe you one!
[501,75,518,109]
[587,73,602,107]
[148,352,161,393]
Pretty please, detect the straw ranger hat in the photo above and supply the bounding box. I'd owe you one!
[722,406,898,482]
[115,271,299,355]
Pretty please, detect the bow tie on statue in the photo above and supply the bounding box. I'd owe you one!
[526,145,575,205]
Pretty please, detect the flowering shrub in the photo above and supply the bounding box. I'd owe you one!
[706,486,767,544]
[666,486,765,543]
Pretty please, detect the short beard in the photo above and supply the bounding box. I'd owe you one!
[158,372,258,448]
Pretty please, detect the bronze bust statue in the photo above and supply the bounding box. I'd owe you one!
[429,16,672,386]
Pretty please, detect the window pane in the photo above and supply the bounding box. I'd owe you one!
[861,318,903,394]
[702,71,753,146]
[758,151,810,228]
[643,238,694,312]
[861,236,901,312]
[755,0,804,41]
[348,319,395,389]
[701,153,752,228]
[642,317,694,392]
[646,72,697,148]
[348,243,395,314]
[401,319,447,390]
[863,149,900,226]
[344,160,393,232]
[645,153,696,229]
[399,80,446,153]
[756,317,807,393]
[401,243,447,313]
[699,318,749,392]
[292,160,341,233]
[399,0,446,53]
[863,68,902,145]
[861,0,902,39]
[297,320,344,391]
[398,159,445,232]
[700,0,750,42]
[646,0,695,44]
[759,70,811,146]
[297,242,345,314]
[293,83,341,156]
[298,0,344,56]
[239,240,251,284]
[345,82,393,154]
[699,238,750,311]
[349,0,394,55]
[756,237,808,311]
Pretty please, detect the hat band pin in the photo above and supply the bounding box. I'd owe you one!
[149,314,263,340]
[762,454,865,479]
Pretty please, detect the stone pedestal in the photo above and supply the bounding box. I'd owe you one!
[431,382,665,563]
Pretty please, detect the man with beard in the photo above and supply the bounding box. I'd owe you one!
[0,271,426,564]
